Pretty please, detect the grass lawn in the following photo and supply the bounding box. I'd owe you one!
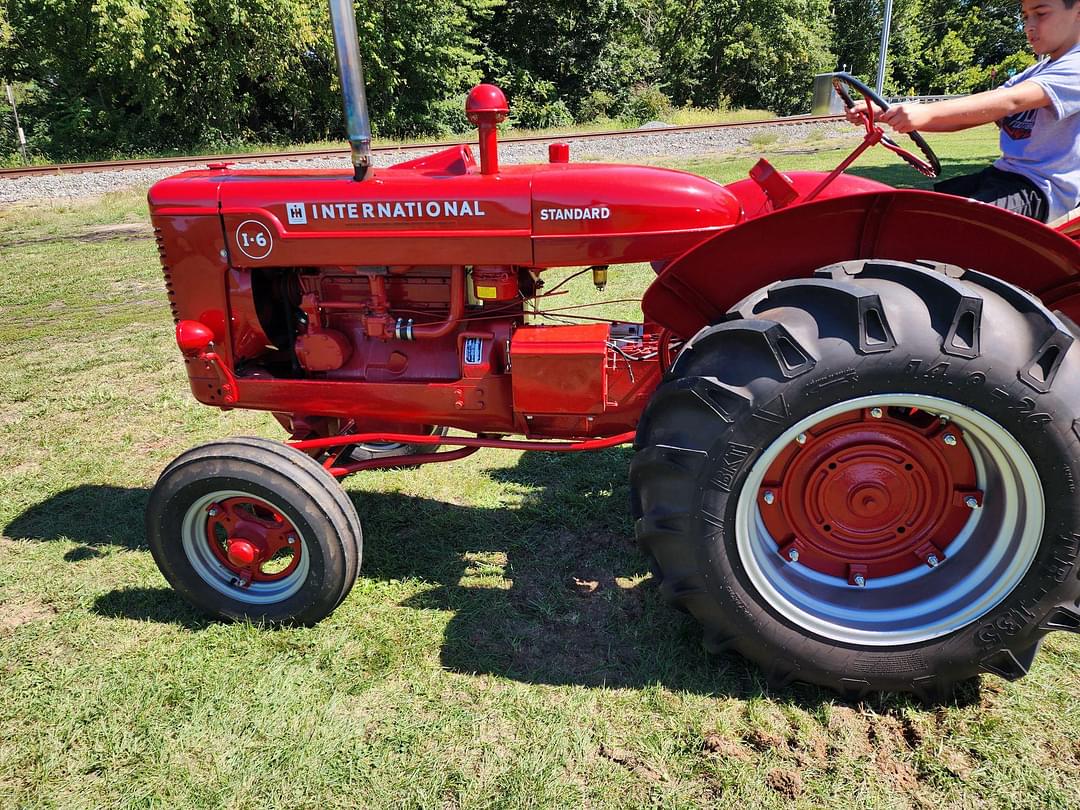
[1,126,1078,809]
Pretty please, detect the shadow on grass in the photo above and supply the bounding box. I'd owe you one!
[5,484,149,555]
[3,449,976,708]
[94,586,212,630]
[847,158,992,192]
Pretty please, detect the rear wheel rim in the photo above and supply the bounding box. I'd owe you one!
[734,394,1044,646]
[181,490,310,605]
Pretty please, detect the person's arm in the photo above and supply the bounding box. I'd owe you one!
[876,82,1051,133]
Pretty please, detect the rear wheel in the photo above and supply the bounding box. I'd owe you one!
[146,437,362,625]
[631,260,1080,699]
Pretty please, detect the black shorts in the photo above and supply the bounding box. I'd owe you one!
[934,166,1049,222]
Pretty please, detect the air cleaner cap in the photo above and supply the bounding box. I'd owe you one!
[466,84,509,124]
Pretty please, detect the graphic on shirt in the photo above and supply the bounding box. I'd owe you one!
[1001,108,1037,140]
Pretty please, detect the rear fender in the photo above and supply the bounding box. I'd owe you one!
[642,190,1080,338]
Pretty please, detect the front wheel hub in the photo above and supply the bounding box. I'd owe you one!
[225,538,262,568]
[759,407,981,580]
[204,496,303,583]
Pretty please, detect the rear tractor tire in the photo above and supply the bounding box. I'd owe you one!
[146,437,362,625]
[631,260,1080,699]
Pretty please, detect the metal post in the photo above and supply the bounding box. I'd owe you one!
[4,81,28,164]
[327,0,372,180]
[875,0,894,98]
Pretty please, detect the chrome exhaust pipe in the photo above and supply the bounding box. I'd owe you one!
[328,0,372,180]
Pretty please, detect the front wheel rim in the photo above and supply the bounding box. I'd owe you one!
[181,490,310,605]
[733,394,1044,646]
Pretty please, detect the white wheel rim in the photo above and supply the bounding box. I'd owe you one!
[733,394,1044,645]
[181,490,310,605]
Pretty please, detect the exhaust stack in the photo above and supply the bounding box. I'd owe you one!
[328,0,373,180]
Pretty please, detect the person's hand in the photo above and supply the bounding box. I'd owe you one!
[877,103,931,133]
[844,106,866,127]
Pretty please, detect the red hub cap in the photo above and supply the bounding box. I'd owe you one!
[205,497,302,582]
[759,407,982,581]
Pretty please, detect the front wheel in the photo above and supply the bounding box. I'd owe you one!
[631,260,1080,699]
[146,437,362,625]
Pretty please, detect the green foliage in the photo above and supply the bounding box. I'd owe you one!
[0,0,497,159]
[622,84,672,124]
[504,73,574,129]
[0,0,1046,161]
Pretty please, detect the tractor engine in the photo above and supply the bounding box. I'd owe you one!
[222,259,661,440]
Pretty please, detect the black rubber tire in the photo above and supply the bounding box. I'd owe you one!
[630,260,1080,700]
[146,437,362,625]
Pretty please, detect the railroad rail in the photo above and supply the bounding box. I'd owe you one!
[0,114,842,179]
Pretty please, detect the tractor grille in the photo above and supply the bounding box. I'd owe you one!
[153,227,179,323]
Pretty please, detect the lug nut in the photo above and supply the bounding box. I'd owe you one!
[207,506,219,517]
[943,433,958,446]
[796,433,807,445]
[964,496,980,509]
[787,548,799,563]
[853,574,866,587]
[870,407,883,419]
[927,554,940,568]
[287,535,297,545]
[763,491,776,505]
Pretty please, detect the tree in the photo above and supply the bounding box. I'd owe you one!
[0,0,499,159]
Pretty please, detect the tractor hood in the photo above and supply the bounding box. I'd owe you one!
[149,145,741,269]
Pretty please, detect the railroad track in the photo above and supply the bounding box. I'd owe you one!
[0,114,842,179]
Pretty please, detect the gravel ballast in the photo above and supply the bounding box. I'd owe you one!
[0,121,856,204]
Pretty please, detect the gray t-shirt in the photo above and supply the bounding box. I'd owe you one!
[995,44,1080,221]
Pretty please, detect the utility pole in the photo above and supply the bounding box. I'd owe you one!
[875,0,895,97]
[5,81,28,164]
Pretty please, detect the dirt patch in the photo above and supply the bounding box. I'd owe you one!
[869,715,921,794]
[2,461,42,478]
[828,706,873,756]
[2,222,153,247]
[702,732,752,762]
[766,768,803,799]
[790,730,829,768]
[941,748,974,780]
[0,599,56,633]
[79,223,153,242]
[744,728,786,752]
[599,743,667,782]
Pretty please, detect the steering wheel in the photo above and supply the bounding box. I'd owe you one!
[829,72,942,179]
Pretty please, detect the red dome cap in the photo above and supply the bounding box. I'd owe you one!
[466,84,509,124]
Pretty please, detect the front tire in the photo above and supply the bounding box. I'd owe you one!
[631,260,1080,699]
[146,437,362,625]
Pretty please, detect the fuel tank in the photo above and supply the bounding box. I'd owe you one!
[148,144,742,270]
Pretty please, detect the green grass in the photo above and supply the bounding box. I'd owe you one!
[2,126,1078,809]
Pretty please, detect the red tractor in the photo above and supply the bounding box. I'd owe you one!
[146,1,1080,699]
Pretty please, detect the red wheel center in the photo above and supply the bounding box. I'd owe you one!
[205,496,301,582]
[759,408,981,579]
[226,538,261,567]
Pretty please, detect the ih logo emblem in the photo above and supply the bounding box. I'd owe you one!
[286,202,307,225]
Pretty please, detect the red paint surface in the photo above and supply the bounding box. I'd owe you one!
[760,408,979,579]
[645,190,1080,338]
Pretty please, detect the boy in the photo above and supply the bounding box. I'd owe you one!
[864,0,1080,223]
